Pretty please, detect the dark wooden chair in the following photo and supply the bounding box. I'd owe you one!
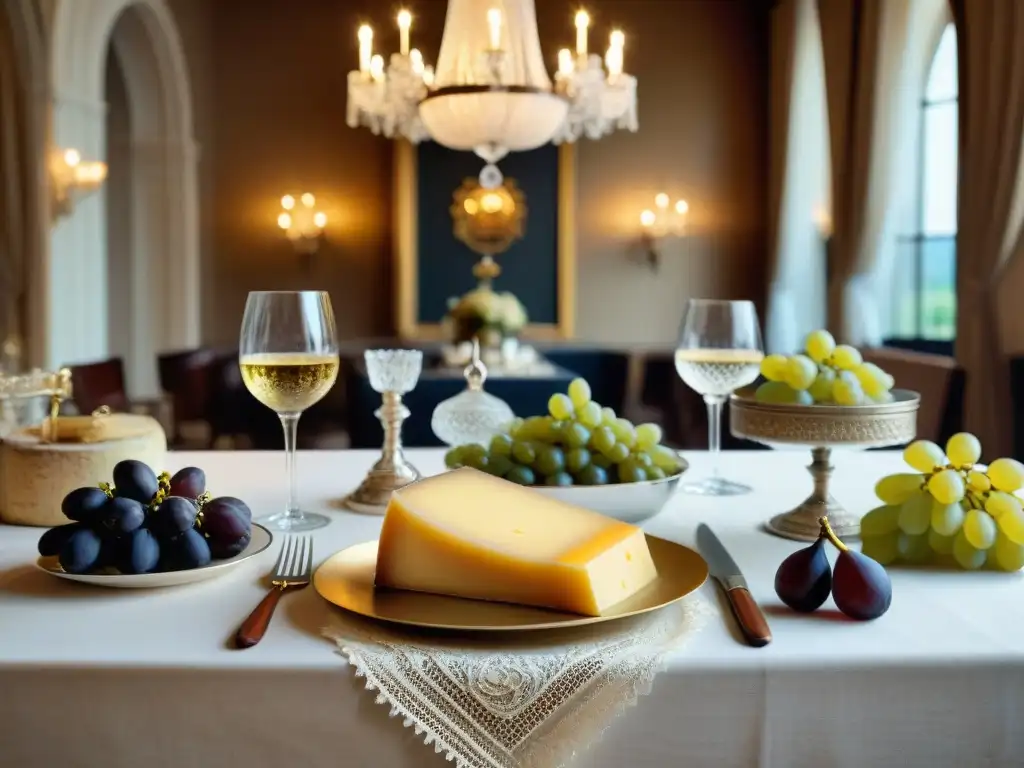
[158,348,218,447]
[67,358,131,414]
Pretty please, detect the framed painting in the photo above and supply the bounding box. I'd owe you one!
[394,140,576,340]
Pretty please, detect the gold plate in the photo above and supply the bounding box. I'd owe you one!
[313,535,708,632]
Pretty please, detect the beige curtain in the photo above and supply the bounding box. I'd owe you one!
[765,0,828,354]
[818,0,917,345]
[951,0,1024,457]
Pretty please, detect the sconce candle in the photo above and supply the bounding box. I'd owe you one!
[50,147,108,222]
[279,193,327,256]
[487,8,502,51]
[637,192,689,271]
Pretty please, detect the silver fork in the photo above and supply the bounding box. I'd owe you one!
[235,535,313,649]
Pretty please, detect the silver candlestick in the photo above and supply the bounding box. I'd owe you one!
[346,349,423,515]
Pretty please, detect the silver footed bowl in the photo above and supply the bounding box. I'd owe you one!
[533,466,686,525]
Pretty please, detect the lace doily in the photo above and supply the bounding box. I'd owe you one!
[323,595,714,768]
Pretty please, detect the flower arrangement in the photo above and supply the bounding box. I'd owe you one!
[444,288,528,347]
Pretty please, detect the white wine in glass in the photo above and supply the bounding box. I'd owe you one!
[675,299,764,496]
[239,291,339,532]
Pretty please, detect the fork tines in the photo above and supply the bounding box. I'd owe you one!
[273,535,313,583]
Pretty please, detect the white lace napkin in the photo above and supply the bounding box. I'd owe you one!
[323,595,714,768]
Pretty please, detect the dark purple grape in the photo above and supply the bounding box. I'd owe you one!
[832,549,892,620]
[99,497,146,537]
[161,528,211,571]
[202,497,252,559]
[208,496,251,521]
[112,459,159,503]
[774,538,832,612]
[59,528,103,574]
[117,528,161,574]
[38,523,84,557]
[148,496,198,539]
[169,467,206,499]
[61,487,108,524]
[211,530,251,559]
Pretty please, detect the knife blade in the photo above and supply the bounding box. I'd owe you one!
[696,524,772,647]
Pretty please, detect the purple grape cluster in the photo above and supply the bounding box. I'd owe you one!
[38,461,252,575]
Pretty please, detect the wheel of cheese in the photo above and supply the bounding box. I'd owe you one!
[0,414,167,527]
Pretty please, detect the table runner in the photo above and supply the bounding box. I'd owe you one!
[324,596,714,768]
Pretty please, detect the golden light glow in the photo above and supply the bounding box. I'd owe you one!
[370,54,385,81]
[480,192,505,214]
[281,195,295,210]
[301,192,316,208]
[558,48,573,76]
[397,9,411,55]
[487,8,502,50]
[464,199,480,214]
[313,211,328,228]
[675,199,689,215]
[64,149,81,167]
[397,10,411,29]
[655,193,669,209]
[575,10,589,56]
[640,210,656,227]
[610,30,625,48]
[278,212,292,230]
[357,24,373,43]
[575,10,590,29]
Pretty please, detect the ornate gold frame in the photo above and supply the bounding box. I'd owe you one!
[394,141,577,340]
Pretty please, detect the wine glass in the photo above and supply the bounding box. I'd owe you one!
[239,291,339,531]
[674,299,764,496]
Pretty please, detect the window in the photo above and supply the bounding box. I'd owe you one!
[892,24,958,342]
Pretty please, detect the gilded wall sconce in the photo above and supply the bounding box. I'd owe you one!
[278,193,327,256]
[638,192,688,271]
[50,148,107,223]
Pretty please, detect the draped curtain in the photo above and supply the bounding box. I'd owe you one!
[950,0,1024,457]
[765,0,828,355]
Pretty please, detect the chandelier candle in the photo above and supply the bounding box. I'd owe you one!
[575,10,589,57]
[358,25,372,78]
[397,9,411,56]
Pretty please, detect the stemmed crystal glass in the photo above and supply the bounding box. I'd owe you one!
[239,291,339,531]
[674,299,764,496]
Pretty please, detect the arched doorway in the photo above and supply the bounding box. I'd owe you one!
[50,0,199,396]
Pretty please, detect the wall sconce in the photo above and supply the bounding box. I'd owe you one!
[637,193,688,271]
[50,148,107,223]
[278,193,327,256]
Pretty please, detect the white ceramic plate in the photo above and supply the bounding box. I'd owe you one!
[35,523,273,588]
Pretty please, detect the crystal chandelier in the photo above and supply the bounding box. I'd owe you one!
[346,1,638,186]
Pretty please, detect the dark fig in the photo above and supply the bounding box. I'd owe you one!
[820,517,892,620]
[774,537,832,612]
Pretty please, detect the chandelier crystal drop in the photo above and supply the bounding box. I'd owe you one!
[346,0,638,182]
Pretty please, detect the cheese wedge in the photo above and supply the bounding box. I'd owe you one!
[375,467,658,616]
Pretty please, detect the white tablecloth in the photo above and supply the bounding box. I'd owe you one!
[2,449,1023,768]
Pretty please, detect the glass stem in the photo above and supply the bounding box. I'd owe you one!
[280,413,301,518]
[704,395,725,479]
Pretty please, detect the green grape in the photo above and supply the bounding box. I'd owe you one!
[783,354,817,391]
[928,528,955,555]
[577,401,602,428]
[505,465,536,486]
[853,362,890,399]
[988,458,1024,492]
[930,500,965,537]
[544,471,574,487]
[808,367,836,403]
[871,391,895,404]
[486,455,514,477]
[576,464,609,486]
[755,381,812,405]
[831,344,862,371]
[833,370,864,405]
[611,418,637,448]
[548,393,574,420]
[875,472,924,505]
[565,447,591,473]
[945,432,981,467]
[953,531,987,569]
[489,434,513,457]
[600,407,617,426]
[635,423,662,449]
[464,452,490,471]
[927,468,965,505]
[444,446,465,468]
[996,505,1024,545]
[993,533,1024,572]
[535,446,566,476]
[804,329,836,363]
[897,491,932,535]
[591,453,612,469]
[511,440,537,465]
[605,442,630,463]
[967,470,991,493]
[462,444,487,461]
[507,417,525,438]
[650,445,682,471]
[984,490,1022,520]
[645,466,667,481]
[589,425,616,454]
[860,504,900,537]
[860,534,899,565]
[632,451,653,468]
[902,440,945,473]
[561,421,591,448]
[617,462,647,484]
[897,532,931,564]
[567,378,592,408]
[963,508,997,549]
[760,354,790,382]
[515,416,545,440]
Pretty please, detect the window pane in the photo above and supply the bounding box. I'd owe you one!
[920,236,956,340]
[926,25,958,102]
[922,101,958,235]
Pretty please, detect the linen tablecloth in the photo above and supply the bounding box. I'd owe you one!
[2,449,1023,768]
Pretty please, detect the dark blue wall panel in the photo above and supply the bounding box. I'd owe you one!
[415,142,561,325]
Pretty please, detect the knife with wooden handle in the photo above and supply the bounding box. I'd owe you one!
[696,524,772,647]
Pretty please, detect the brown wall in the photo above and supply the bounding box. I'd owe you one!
[186,0,767,345]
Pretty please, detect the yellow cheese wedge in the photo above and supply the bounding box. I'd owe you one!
[375,467,658,616]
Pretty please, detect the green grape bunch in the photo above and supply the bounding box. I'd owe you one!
[443,377,686,487]
[755,329,896,406]
[861,432,1024,572]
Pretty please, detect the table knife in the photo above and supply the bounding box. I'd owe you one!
[696,524,772,647]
